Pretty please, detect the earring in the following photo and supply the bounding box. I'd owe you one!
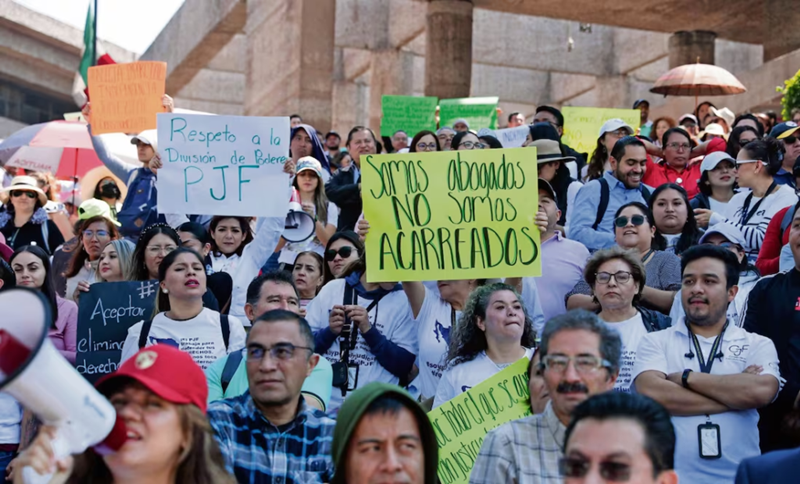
[162,288,169,294]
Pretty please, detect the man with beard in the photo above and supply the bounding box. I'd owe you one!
[326,126,378,231]
[208,309,335,482]
[469,310,620,484]
[568,136,651,250]
[634,246,780,483]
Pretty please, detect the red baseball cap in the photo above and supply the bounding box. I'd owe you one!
[96,344,208,412]
[705,137,728,155]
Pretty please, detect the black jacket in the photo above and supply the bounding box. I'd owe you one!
[326,166,362,232]
[1,219,64,255]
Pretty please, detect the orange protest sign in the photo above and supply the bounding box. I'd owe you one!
[88,61,167,135]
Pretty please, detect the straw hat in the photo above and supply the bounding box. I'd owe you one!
[80,166,128,204]
[1,176,48,206]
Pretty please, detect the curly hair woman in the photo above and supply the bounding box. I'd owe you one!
[433,283,536,408]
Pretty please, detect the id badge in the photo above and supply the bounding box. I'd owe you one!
[697,422,722,459]
[347,364,359,392]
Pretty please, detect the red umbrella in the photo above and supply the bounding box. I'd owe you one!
[0,120,105,179]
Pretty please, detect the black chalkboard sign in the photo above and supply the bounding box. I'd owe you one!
[76,280,158,382]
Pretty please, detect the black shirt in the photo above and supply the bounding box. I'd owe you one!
[744,269,800,403]
[1,219,64,255]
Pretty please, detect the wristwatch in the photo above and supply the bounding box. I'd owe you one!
[682,369,693,389]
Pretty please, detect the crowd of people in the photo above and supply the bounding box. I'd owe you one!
[1,95,800,484]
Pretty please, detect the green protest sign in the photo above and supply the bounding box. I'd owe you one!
[428,357,532,484]
[439,97,499,131]
[380,95,438,138]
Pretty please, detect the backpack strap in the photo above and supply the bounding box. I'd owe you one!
[220,349,243,395]
[40,221,50,254]
[592,178,610,230]
[640,185,651,202]
[138,318,154,349]
[780,203,798,241]
[220,313,230,351]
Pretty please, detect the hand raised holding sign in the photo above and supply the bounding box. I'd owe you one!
[356,218,370,241]
[162,94,174,113]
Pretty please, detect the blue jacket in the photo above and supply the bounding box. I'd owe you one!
[735,448,800,484]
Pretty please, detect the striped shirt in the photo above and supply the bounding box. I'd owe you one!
[208,392,335,483]
[469,402,566,484]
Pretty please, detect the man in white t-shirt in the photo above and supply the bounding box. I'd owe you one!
[634,245,781,483]
[470,310,621,484]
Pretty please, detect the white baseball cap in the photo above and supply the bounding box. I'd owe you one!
[700,151,736,174]
[699,223,746,247]
[598,119,634,138]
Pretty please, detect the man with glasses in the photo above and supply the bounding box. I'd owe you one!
[206,270,333,410]
[769,122,800,187]
[469,309,621,484]
[642,127,703,198]
[327,126,378,231]
[561,392,678,484]
[634,245,780,483]
[208,309,336,483]
[391,130,409,153]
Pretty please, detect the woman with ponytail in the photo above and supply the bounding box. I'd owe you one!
[708,139,798,262]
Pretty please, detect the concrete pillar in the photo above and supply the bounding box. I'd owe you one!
[764,0,800,61]
[244,0,336,132]
[369,50,416,137]
[668,30,716,68]
[424,0,473,99]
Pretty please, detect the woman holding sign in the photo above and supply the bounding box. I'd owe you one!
[10,245,78,363]
[120,248,246,370]
[433,283,535,408]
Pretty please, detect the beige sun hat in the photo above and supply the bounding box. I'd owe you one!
[1,176,48,206]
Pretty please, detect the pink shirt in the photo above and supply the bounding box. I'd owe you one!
[48,296,78,364]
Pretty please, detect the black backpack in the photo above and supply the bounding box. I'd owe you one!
[138,312,230,350]
[592,177,652,230]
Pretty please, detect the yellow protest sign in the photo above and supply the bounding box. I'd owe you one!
[361,148,541,282]
[88,61,167,135]
[561,107,640,155]
[428,357,532,484]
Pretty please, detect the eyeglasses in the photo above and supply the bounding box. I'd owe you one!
[614,215,645,228]
[540,355,611,374]
[607,129,629,138]
[145,245,178,256]
[325,246,354,261]
[10,190,36,199]
[458,141,485,150]
[665,142,691,151]
[735,159,768,168]
[784,135,799,145]
[416,143,437,151]
[247,343,313,362]
[595,271,633,285]
[83,230,110,239]
[560,457,632,481]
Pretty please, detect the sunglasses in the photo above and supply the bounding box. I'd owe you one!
[784,135,799,145]
[10,190,36,199]
[325,246,354,261]
[614,215,645,228]
[560,457,631,481]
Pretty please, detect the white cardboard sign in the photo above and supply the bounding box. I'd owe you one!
[156,113,291,217]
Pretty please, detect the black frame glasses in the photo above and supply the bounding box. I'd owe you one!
[559,457,632,481]
[595,271,633,285]
[614,215,645,228]
[325,246,354,261]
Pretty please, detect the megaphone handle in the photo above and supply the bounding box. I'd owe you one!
[22,430,71,484]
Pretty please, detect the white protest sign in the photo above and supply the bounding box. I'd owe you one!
[156,113,291,217]
[477,125,529,148]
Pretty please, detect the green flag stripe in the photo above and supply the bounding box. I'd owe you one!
[78,1,95,83]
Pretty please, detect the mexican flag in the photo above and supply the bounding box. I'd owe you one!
[72,0,115,107]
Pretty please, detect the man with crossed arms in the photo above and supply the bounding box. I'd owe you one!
[634,245,781,483]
